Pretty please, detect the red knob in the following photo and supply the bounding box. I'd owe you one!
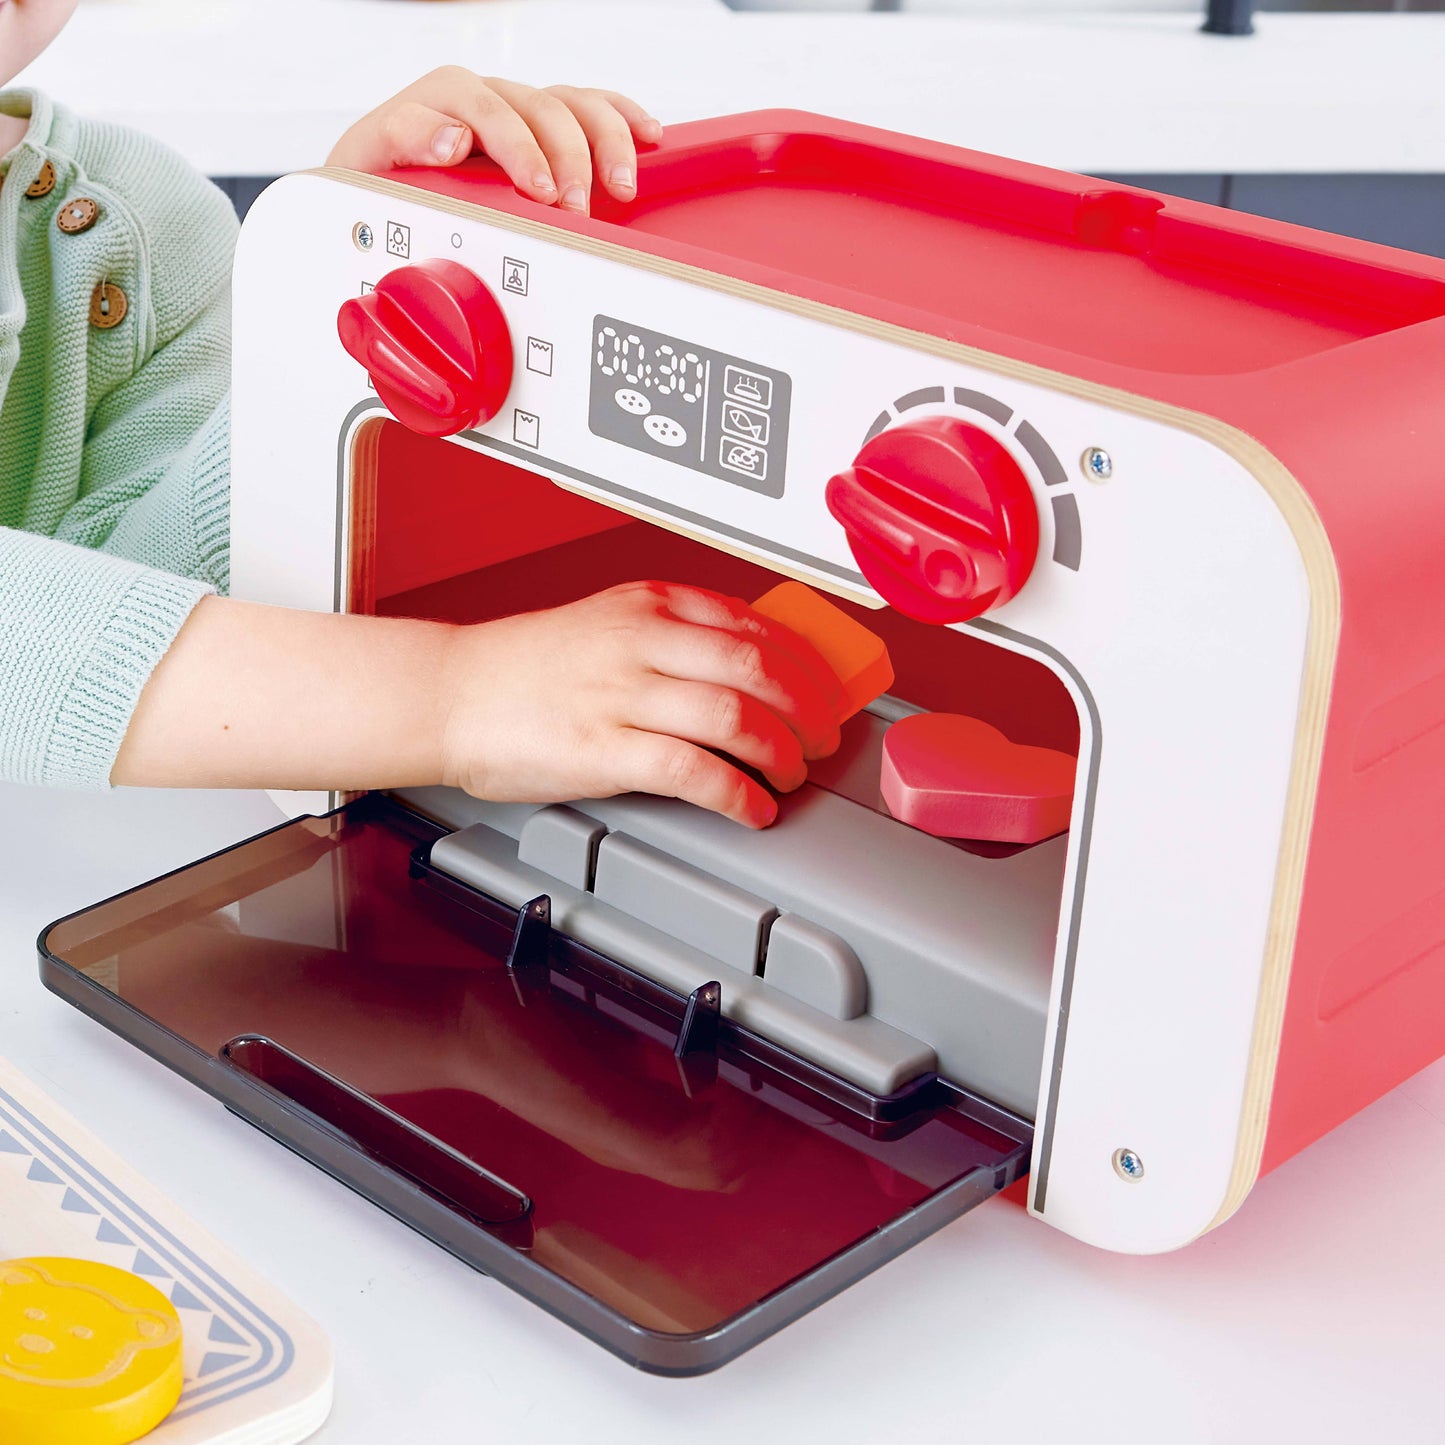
[337,259,513,438]
[826,416,1039,623]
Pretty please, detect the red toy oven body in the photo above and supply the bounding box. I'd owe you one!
[40,111,1445,1372]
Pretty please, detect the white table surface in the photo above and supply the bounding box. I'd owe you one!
[15,1,1445,177]
[2,779,1443,1443]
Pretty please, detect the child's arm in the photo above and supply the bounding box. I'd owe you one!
[5,75,837,824]
[111,582,845,830]
[326,69,662,216]
[0,121,238,791]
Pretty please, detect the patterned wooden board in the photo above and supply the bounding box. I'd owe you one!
[0,1056,333,1444]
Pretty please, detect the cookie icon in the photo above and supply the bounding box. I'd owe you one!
[614,388,651,416]
[0,1256,184,1444]
[643,414,688,449]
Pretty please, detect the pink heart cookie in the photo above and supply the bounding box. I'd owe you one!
[881,713,1076,844]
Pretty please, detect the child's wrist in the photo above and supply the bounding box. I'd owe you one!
[369,613,465,791]
[432,617,492,794]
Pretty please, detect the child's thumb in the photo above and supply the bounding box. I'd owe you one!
[328,102,474,174]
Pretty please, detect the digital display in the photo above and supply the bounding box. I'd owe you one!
[587,315,791,497]
[595,325,706,403]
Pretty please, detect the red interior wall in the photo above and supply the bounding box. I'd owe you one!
[369,424,1079,755]
[372,424,630,600]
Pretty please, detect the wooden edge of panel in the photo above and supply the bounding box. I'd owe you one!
[310,167,1343,1238]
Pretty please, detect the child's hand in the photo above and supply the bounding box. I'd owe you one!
[440,582,847,829]
[113,583,842,827]
[326,68,662,215]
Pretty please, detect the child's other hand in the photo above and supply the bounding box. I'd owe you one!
[326,69,662,215]
[442,583,847,829]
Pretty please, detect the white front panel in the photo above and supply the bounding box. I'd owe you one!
[232,173,1311,1253]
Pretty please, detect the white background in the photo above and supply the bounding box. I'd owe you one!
[17,1,1445,175]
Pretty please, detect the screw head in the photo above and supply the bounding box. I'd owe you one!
[352,221,374,252]
[1082,446,1113,482]
[1113,1147,1145,1181]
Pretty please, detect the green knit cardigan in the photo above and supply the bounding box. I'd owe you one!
[0,89,236,789]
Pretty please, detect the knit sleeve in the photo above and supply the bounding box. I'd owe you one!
[47,109,238,590]
[0,379,231,789]
[90,395,232,593]
[0,526,210,789]
[52,312,234,595]
[8,268,234,789]
[0,99,236,789]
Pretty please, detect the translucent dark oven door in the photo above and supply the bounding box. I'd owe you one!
[39,794,1030,1375]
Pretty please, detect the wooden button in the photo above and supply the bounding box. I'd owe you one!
[89,282,127,330]
[57,197,99,234]
[0,1256,184,1445]
[24,160,56,199]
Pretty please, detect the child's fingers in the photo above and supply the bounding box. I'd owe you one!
[432,75,565,202]
[327,99,478,174]
[642,617,842,761]
[613,732,779,829]
[653,585,849,731]
[545,86,641,201]
[631,679,808,794]
[328,72,555,202]
[484,77,595,214]
[596,90,664,146]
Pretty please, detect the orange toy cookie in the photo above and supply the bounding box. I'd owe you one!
[752,581,894,721]
[0,1257,184,1445]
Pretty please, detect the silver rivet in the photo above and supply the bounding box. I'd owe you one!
[352,221,374,252]
[1082,447,1113,482]
[1113,1147,1145,1181]
[451,232,463,249]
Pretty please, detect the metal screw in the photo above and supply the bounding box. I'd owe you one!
[352,221,374,252]
[1113,1147,1145,1181]
[1082,446,1113,482]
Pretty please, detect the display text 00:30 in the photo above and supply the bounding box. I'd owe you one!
[595,324,705,404]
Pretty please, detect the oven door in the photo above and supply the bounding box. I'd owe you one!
[38,791,1029,1375]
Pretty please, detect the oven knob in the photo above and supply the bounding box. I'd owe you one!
[825,416,1039,623]
[336,259,514,438]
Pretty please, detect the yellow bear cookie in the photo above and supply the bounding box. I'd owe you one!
[0,1257,183,1445]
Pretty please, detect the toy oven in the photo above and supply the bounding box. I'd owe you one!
[40,113,1445,1373]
